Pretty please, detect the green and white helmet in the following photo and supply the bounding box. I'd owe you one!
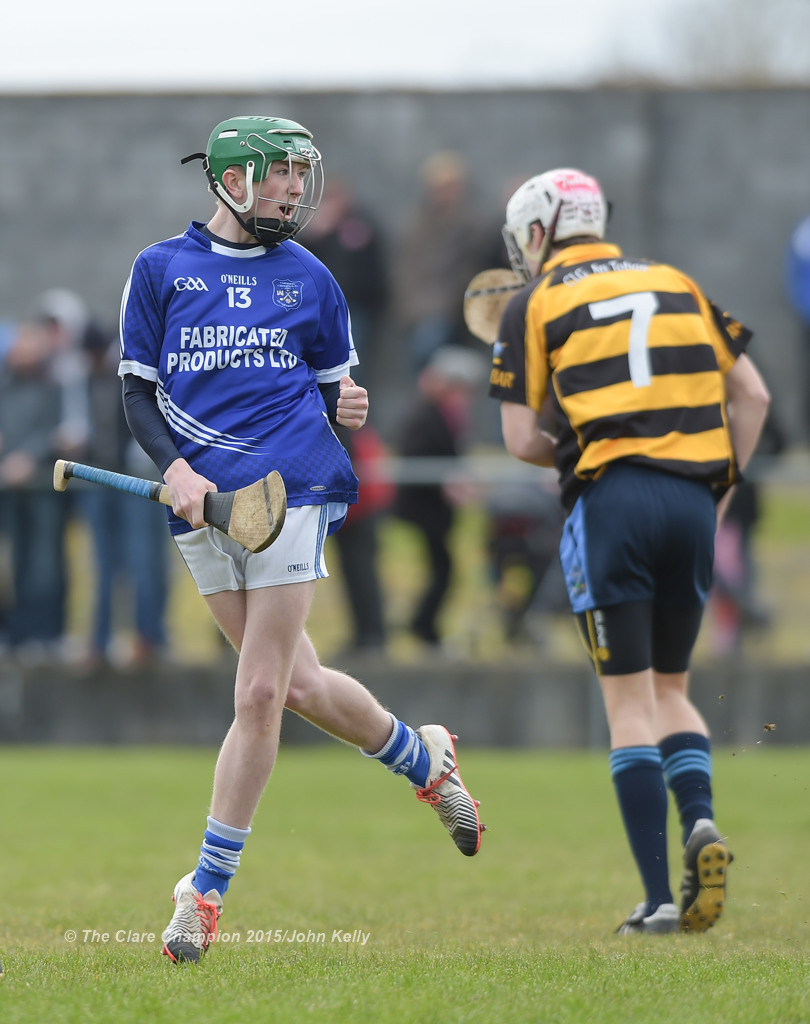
[502,168,608,281]
[184,115,324,246]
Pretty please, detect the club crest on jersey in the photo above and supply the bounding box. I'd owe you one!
[273,279,304,310]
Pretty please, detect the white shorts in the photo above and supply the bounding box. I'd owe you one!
[174,504,340,595]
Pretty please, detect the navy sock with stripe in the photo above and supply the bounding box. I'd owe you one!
[610,746,673,914]
[659,732,714,845]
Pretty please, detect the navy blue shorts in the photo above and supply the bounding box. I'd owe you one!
[559,463,716,674]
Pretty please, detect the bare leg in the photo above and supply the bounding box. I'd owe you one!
[653,670,709,741]
[207,592,482,859]
[600,668,709,746]
[285,632,394,752]
[204,581,315,828]
[599,669,657,748]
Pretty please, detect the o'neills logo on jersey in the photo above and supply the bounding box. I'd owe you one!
[174,277,209,291]
[273,279,304,310]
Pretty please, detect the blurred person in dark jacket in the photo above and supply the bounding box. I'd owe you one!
[303,179,389,376]
[393,152,493,372]
[78,324,170,668]
[330,422,394,656]
[0,319,70,659]
[303,181,393,654]
[708,403,786,654]
[392,345,486,648]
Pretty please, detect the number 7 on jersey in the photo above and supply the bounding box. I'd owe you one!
[589,291,659,388]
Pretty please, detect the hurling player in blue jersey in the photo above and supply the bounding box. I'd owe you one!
[118,116,484,964]
[489,169,770,936]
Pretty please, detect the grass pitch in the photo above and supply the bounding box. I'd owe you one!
[0,742,807,1023]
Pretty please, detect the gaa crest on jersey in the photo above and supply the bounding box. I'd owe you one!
[272,279,304,310]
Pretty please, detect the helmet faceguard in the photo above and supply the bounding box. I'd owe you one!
[502,169,608,281]
[183,115,324,247]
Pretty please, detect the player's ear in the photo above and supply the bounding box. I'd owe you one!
[221,166,246,202]
[528,221,545,253]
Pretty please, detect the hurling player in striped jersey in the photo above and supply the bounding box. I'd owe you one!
[118,116,484,964]
[489,168,770,936]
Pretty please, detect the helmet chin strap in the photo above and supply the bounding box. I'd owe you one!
[240,215,298,247]
[216,178,297,249]
[181,151,293,248]
[535,199,563,275]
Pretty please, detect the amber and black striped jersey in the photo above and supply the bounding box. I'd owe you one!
[488,242,752,512]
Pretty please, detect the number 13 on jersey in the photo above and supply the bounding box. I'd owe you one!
[227,286,252,308]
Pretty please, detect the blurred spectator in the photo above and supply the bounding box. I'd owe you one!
[393,151,493,372]
[708,405,787,655]
[484,475,567,645]
[0,323,13,641]
[303,181,392,652]
[303,179,389,377]
[330,423,394,656]
[0,318,70,660]
[784,213,810,439]
[78,325,170,669]
[391,345,487,648]
[0,288,170,667]
[0,321,16,362]
[0,288,96,660]
[37,288,93,460]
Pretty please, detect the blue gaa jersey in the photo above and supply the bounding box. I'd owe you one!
[118,221,359,536]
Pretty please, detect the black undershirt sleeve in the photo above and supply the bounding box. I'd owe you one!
[121,374,182,476]
[318,380,341,422]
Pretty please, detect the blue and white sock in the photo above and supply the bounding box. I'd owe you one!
[193,816,251,898]
[362,714,430,788]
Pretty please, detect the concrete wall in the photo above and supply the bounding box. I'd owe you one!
[1,660,806,748]
[1,88,810,441]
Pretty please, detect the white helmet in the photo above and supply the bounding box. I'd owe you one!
[502,169,608,280]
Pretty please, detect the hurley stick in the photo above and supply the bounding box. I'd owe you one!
[463,199,565,345]
[53,459,286,553]
[463,268,523,344]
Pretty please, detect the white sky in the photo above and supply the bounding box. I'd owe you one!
[0,0,715,92]
[5,0,807,94]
